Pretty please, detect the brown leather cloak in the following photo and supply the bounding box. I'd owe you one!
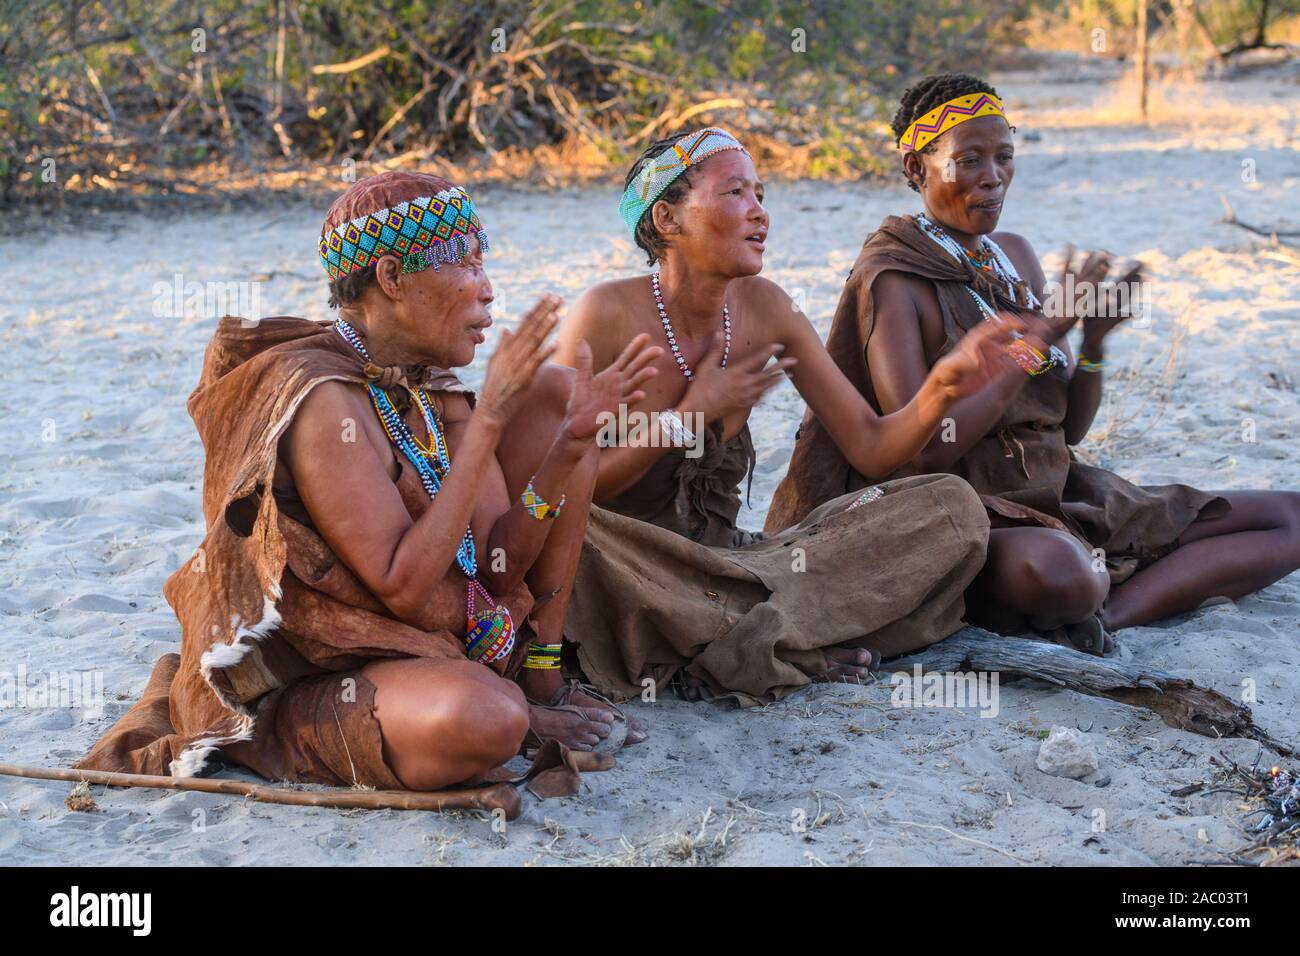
[75,315,560,789]
[766,215,1225,582]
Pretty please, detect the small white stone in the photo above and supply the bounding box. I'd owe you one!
[1035,726,1099,779]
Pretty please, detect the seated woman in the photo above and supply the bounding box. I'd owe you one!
[76,171,659,792]
[553,127,1029,707]
[768,73,1300,652]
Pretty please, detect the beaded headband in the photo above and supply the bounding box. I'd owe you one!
[318,185,488,280]
[898,92,1008,154]
[619,127,751,237]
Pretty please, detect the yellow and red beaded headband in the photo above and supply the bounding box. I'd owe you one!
[898,92,1008,154]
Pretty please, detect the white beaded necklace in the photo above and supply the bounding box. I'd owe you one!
[651,271,730,381]
[914,213,1067,368]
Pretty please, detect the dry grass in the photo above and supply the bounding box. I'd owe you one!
[64,781,97,813]
[1087,305,1191,460]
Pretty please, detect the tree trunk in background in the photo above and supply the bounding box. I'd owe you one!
[1188,0,1227,72]
[1136,0,1149,120]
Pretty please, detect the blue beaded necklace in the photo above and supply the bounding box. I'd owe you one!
[333,317,515,664]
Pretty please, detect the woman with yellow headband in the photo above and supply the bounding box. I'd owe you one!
[549,127,1032,706]
[769,72,1300,652]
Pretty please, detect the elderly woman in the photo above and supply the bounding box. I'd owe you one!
[552,128,1029,707]
[768,73,1300,652]
[77,171,659,792]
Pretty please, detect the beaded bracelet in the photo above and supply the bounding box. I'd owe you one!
[523,643,563,670]
[521,477,565,520]
[1077,357,1106,374]
[1007,338,1056,376]
[658,410,696,446]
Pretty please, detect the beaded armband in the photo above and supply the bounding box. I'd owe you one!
[521,477,565,520]
[523,643,563,670]
[1077,357,1106,374]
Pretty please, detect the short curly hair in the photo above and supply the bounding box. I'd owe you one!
[891,73,1001,192]
[624,133,699,266]
[327,264,378,309]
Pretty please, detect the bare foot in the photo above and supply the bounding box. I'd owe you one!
[1044,616,1112,656]
[518,668,647,748]
[526,703,615,751]
[564,685,647,745]
[817,646,880,684]
[675,670,708,702]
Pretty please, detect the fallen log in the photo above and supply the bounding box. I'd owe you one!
[890,627,1293,757]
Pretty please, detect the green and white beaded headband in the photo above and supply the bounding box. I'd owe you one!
[619,127,750,237]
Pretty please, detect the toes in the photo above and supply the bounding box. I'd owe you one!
[580,707,615,725]
[581,719,611,739]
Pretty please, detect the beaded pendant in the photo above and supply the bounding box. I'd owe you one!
[651,271,730,380]
[464,580,515,665]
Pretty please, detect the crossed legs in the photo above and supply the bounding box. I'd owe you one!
[967,491,1300,645]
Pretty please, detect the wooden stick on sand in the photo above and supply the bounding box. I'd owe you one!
[0,763,523,819]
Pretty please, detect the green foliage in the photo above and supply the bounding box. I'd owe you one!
[20,0,1277,202]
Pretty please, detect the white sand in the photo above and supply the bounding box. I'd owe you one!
[1,60,1297,866]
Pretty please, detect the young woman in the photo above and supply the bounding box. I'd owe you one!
[768,74,1300,652]
[552,127,1031,706]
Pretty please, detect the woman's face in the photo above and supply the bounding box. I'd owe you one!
[654,150,769,276]
[905,115,1015,237]
[386,232,495,369]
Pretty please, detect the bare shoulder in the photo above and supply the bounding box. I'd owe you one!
[733,274,798,330]
[437,390,474,425]
[279,379,379,478]
[290,379,367,433]
[559,276,643,366]
[569,277,642,322]
[870,268,934,318]
[734,274,791,307]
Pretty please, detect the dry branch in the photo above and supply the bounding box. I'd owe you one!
[0,762,524,818]
[1219,193,1300,245]
[891,627,1294,756]
[310,45,392,75]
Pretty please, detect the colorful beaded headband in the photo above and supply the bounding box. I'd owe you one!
[898,92,1008,154]
[319,186,488,280]
[619,127,750,237]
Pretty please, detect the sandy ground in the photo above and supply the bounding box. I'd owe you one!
[1,59,1298,866]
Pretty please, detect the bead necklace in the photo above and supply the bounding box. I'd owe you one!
[651,271,730,380]
[964,245,994,272]
[914,213,1040,308]
[333,317,514,665]
[913,213,1067,372]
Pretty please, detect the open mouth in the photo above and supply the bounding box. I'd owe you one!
[745,230,767,249]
